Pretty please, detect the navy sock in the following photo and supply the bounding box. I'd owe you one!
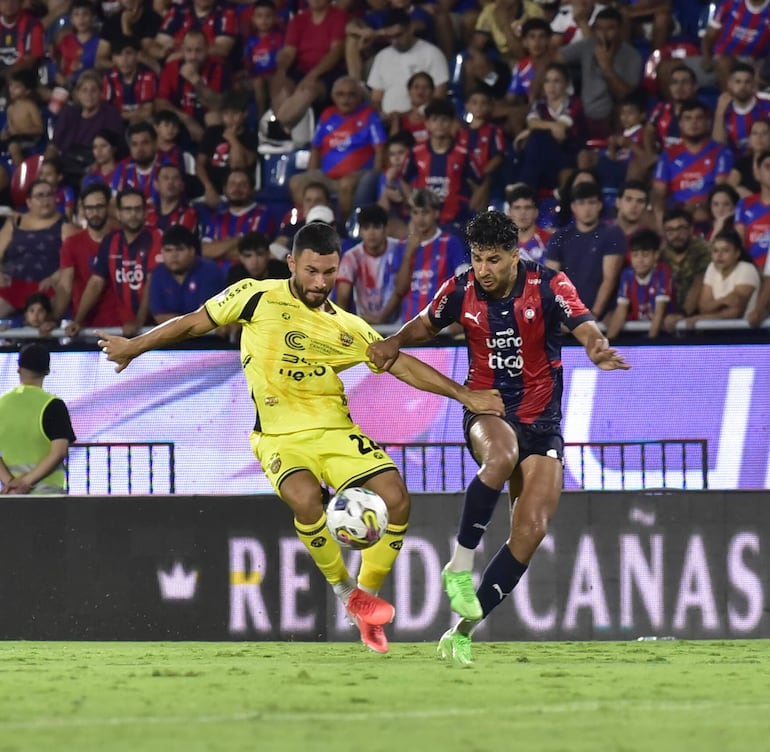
[477,545,528,618]
[456,475,502,549]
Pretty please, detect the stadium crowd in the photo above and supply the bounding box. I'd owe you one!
[0,0,769,338]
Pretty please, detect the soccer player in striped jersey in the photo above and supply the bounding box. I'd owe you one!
[368,210,630,665]
[97,220,504,654]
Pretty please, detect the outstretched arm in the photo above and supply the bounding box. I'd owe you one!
[97,307,217,373]
[387,352,504,416]
[367,311,439,371]
[572,320,631,371]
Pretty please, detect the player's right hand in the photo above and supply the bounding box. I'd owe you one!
[367,337,401,371]
[96,331,134,373]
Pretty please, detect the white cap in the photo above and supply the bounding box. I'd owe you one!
[305,205,335,224]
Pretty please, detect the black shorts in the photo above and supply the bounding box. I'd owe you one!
[462,411,564,465]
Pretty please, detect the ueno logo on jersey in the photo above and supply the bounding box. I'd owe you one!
[115,265,145,290]
[485,328,524,376]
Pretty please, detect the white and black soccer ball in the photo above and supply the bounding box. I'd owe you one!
[326,487,389,550]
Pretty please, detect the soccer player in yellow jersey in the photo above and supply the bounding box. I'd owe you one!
[97,220,504,654]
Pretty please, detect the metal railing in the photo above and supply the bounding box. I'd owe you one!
[382,439,709,492]
[65,442,176,495]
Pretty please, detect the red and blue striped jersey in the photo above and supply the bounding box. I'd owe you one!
[427,261,592,424]
[91,227,162,324]
[648,101,681,149]
[160,1,237,50]
[157,58,229,123]
[507,57,535,99]
[57,32,100,79]
[711,0,770,57]
[412,140,472,224]
[103,66,157,116]
[722,96,770,156]
[519,228,552,263]
[202,202,273,243]
[55,185,76,219]
[110,159,160,204]
[243,31,283,77]
[0,11,44,67]
[459,122,505,180]
[146,201,200,234]
[312,104,386,180]
[616,261,673,320]
[653,139,733,207]
[735,193,770,269]
[400,230,467,321]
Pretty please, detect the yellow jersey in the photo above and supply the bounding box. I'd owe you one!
[205,278,384,435]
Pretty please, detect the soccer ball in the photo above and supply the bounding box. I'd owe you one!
[326,487,389,550]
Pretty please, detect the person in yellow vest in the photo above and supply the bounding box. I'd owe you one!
[0,344,76,495]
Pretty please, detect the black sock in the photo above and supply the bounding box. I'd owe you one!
[476,545,528,618]
[456,475,502,549]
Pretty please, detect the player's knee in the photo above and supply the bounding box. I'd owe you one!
[481,448,518,482]
[382,483,410,525]
[515,508,551,547]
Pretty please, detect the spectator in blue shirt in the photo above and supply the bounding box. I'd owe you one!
[149,225,226,324]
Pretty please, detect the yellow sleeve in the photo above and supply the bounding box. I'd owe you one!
[335,310,387,374]
[204,279,268,326]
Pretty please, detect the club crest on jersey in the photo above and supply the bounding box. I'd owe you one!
[340,332,353,347]
[269,453,281,474]
[525,307,536,320]
[264,396,279,406]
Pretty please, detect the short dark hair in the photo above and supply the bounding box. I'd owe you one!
[521,17,551,36]
[466,210,518,252]
[162,225,199,253]
[713,227,745,252]
[292,220,342,257]
[303,181,331,201]
[670,64,696,84]
[111,35,140,54]
[71,0,96,12]
[708,183,739,208]
[407,71,435,91]
[254,0,275,8]
[628,229,661,253]
[92,128,121,152]
[116,187,145,207]
[226,167,254,188]
[388,130,416,150]
[544,62,570,83]
[42,155,63,175]
[383,8,410,28]
[154,109,182,128]
[594,6,622,24]
[730,61,755,78]
[663,206,692,225]
[221,89,250,112]
[678,98,708,118]
[570,181,602,202]
[24,292,53,314]
[80,182,111,204]
[9,67,37,90]
[358,204,388,228]
[505,183,537,205]
[127,121,156,141]
[425,98,456,120]
[618,179,650,199]
[238,231,270,254]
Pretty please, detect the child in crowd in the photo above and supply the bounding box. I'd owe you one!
[606,229,673,339]
[242,0,284,118]
[390,72,434,142]
[154,110,185,170]
[82,129,123,191]
[39,157,77,220]
[579,94,655,189]
[461,88,505,211]
[505,182,551,262]
[0,69,45,170]
[54,0,110,86]
[23,292,53,330]
[103,35,158,126]
[377,130,416,239]
[227,231,290,285]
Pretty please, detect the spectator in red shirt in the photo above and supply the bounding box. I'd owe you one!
[42,184,120,334]
[102,35,158,126]
[155,0,237,63]
[270,0,347,134]
[0,0,44,86]
[155,29,229,143]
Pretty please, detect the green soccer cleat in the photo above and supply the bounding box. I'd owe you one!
[437,628,473,667]
[441,565,483,621]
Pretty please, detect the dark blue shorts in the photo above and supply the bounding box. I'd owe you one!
[463,411,564,465]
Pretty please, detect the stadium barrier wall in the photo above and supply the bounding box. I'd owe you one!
[1,491,767,642]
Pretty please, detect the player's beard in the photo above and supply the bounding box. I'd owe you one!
[292,278,330,308]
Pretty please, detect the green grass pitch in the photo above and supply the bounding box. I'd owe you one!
[1,640,768,752]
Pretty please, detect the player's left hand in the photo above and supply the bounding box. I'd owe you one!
[460,388,505,416]
[96,331,135,373]
[588,338,631,371]
[2,476,32,494]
